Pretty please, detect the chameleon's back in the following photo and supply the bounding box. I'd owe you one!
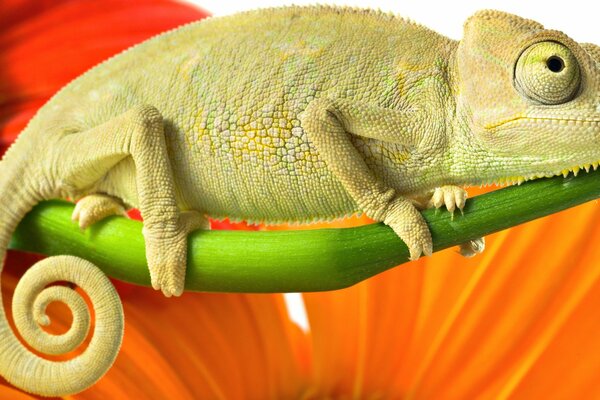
[29,6,454,223]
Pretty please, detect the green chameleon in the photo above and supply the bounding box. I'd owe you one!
[1,6,599,396]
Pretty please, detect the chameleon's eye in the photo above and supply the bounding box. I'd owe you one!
[514,41,581,105]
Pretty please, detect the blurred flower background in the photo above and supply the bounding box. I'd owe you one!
[0,1,598,398]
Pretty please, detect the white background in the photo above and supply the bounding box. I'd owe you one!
[180,0,600,331]
[186,0,600,43]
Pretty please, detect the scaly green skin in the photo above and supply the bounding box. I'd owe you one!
[1,6,599,396]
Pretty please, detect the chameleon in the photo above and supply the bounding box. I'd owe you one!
[1,5,599,396]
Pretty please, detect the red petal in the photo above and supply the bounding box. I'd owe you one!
[0,0,208,152]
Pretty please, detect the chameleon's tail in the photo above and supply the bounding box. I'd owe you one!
[0,139,124,396]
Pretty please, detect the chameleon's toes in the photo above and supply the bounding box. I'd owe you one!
[407,238,433,260]
[443,189,456,213]
[144,211,208,298]
[423,238,433,257]
[383,198,433,261]
[72,194,127,229]
[455,190,467,211]
[150,276,160,291]
[170,283,184,297]
[458,237,486,257]
[146,236,187,297]
[159,264,186,297]
[429,188,445,209]
[148,262,185,297]
[429,186,468,213]
[161,266,186,297]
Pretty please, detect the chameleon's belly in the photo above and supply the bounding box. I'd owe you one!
[172,127,359,223]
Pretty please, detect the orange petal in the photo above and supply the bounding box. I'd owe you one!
[79,289,308,399]
[3,262,309,398]
[0,384,38,400]
[304,201,600,398]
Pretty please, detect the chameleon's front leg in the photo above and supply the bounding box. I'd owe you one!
[301,98,433,260]
[57,105,204,296]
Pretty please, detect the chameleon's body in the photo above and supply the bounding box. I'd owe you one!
[32,7,453,221]
[1,6,599,396]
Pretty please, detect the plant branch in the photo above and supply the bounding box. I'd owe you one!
[9,171,600,292]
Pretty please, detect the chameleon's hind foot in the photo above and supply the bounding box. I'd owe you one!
[458,237,485,257]
[143,210,208,297]
[72,194,127,229]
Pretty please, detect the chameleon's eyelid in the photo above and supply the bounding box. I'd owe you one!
[514,41,581,105]
[510,28,597,84]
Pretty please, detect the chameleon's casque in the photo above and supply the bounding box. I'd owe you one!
[1,6,599,396]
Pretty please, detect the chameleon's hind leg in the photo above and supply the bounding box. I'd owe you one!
[56,105,204,296]
[72,194,127,229]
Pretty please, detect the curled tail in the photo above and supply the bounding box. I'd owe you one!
[0,145,124,396]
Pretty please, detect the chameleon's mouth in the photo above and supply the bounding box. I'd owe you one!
[481,115,600,186]
[485,116,600,130]
[489,160,600,187]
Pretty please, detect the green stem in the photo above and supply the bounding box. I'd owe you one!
[9,171,600,293]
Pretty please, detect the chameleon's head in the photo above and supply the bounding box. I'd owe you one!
[453,10,600,184]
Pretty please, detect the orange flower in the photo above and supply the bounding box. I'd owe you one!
[1,1,599,398]
[300,202,600,398]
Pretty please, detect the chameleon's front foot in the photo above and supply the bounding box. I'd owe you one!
[382,198,433,260]
[427,185,485,258]
[143,211,207,297]
[428,185,467,213]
